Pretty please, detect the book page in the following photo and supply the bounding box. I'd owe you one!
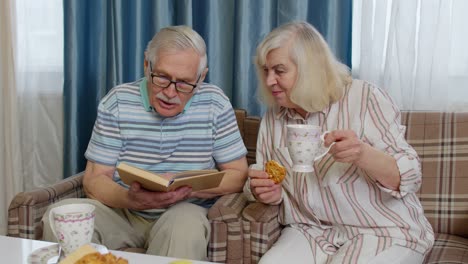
[172,169,219,179]
[117,163,170,192]
[169,171,225,191]
[117,163,224,192]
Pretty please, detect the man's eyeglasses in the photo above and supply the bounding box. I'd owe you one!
[149,61,200,94]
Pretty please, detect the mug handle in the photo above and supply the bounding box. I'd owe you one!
[314,131,336,161]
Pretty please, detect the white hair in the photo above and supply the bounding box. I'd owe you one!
[255,21,351,112]
[145,25,207,76]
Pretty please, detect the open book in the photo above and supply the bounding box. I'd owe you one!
[117,162,225,192]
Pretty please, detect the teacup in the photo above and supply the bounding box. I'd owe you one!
[286,124,333,172]
[48,204,95,256]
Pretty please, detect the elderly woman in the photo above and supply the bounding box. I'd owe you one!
[245,21,434,264]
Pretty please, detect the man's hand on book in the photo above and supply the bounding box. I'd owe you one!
[128,182,192,210]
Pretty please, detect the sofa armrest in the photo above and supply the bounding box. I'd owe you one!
[243,202,280,223]
[208,192,248,221]
[7,172,85,239]
[242,202,282,264]
[207,192,249,264]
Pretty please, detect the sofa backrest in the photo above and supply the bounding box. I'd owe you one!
[235,109,261,165]
[235,109,468,238]
[401,111,468,238]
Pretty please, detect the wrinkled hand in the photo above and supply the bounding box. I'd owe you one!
[249,168,282,205]
[324,130,366,164]
[128,182,192,210]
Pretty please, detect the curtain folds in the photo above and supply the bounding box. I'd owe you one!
[15,0,64,190]
[353,0,468,111]
[63,0,352,177]
[0,0,23,235]
[0,0,63,235]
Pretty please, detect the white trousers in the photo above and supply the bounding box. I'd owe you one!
[259,227,425,264]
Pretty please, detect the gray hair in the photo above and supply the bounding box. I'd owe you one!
[145,25,207,76]
[255,21,351,112]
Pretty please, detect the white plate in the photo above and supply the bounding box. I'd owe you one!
[27,243,108,264]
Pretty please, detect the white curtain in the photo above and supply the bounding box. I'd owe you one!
[0,0,63,235]
[0,0,23,236]
[352,0,468,111]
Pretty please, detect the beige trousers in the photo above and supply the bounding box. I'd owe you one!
[42,198,210,260]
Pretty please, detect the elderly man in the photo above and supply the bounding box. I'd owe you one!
[42,25,248,261]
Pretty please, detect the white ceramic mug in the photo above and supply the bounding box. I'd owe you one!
[286,124,334,172]
[48,204,95,256]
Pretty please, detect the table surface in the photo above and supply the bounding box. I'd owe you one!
[0,235,216,264]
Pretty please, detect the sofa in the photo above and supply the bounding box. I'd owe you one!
[8,110,468,263]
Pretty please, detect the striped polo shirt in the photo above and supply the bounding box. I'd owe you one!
[85,78,247,218]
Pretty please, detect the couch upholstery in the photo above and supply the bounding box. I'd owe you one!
[8,110,468,263]
[400,112,468,263]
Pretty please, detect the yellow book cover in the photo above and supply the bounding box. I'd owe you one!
[117,163,225,192]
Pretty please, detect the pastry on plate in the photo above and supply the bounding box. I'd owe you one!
[58,244,128,264]
[74,252,128,264]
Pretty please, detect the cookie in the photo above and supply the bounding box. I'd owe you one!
[265,160,286,183]
[75,252,128,264]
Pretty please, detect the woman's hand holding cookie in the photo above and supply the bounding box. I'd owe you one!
[248,162,283,205]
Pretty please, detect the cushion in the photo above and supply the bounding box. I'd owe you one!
[402,112,468,238]
[424,233,468,264]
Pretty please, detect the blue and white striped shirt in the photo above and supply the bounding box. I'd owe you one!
[85,78,247,218]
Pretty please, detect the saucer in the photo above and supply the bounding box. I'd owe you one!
[28,243,108,264]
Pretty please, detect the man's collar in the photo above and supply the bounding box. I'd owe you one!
[275,105,328,120]
[140,77,152,112]
[139,77,194,115]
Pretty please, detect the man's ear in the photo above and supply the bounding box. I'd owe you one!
[143,52,148,71]
[199,68,209,83]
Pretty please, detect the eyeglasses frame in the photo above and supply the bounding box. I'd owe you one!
[148,61,200,94]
